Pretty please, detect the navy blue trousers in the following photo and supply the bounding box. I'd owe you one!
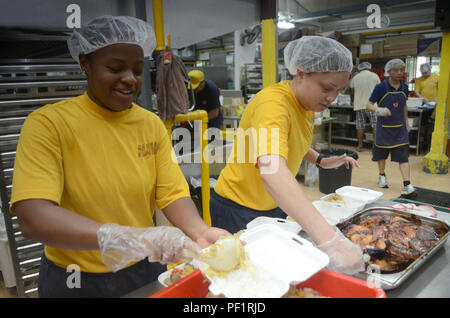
[210,190,288,234]
[38,253,165,298]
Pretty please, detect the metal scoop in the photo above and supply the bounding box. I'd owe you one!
[182,236,243,272]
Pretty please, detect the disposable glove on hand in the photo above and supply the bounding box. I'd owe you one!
[375,107,391,117]
[317,228,368,275]
[97,223,201,272]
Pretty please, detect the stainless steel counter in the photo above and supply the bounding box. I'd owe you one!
[125,199,450,298]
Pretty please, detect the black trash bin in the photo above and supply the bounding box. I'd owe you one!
[318,148,359,194]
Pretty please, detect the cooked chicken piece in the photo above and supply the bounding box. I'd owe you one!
[402,226,417,239]
[375,238,386,249]
[345,224,370,235]
[359,215,384,228]
[360,234,373,248]
[350,234,362,244]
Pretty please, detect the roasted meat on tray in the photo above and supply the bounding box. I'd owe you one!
[341,214,445,273]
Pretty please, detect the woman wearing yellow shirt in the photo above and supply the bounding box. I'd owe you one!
[211,36,366,275]
[414,63,439,104]
[10,16,229,297]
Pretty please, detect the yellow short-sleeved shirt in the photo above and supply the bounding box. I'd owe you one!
[10,93,190,273]
[415,73,439,102]
[214,81,314,210]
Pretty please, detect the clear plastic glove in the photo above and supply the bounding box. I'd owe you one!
[97,223,201,272]
[317,228,368,275]
[375,107,391,117]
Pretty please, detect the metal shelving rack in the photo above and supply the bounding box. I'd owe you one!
[0,58,87,297]
[243,62,262,101]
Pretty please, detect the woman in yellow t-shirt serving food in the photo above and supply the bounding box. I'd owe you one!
[211,36,366,275]
[10,16,230,297]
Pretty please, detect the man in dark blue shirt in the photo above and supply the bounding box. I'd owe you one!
[188,70,223,130]
[366,58,415,197]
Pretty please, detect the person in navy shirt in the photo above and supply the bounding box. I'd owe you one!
[367,59,416,197]
[188,70,223,130]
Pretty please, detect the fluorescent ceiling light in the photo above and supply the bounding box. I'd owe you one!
[277,20,295,29]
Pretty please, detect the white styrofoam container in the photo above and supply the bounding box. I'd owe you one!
[407,97,424,109]
[205,224,329,298]
[335,186,383,204]
[312,200,356,225]
[319,193,366,212]
[158,263,190,288]
[246,216,302,234]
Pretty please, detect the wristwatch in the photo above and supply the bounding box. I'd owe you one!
[315,154,324,167]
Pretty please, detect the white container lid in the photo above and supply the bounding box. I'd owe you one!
[335,186,383,204]
[313,200,356,225]
[205,224,329,298]
[246,216,302,234]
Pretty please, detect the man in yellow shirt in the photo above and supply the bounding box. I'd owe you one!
[414,63,439,104]
[211,36,366,276]
[10,16,229,298]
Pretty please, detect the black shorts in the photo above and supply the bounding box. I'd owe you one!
[210,190,287,234]
[38,253,165,298]
[372,144,409,163]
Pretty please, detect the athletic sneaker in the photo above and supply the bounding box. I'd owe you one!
[401,184,416,196]
[378,175,389,188]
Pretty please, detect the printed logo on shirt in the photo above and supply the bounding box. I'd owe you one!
[138,142,159,158]
[393,102,399,108]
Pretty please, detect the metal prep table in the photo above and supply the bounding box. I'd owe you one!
[124,199,450,298]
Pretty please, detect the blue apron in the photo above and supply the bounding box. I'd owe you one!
[375,80,409,148]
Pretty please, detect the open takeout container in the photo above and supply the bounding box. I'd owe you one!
[200,224,330,298]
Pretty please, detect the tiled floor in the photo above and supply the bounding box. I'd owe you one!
[1,143,448,298]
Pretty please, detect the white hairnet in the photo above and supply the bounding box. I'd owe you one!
[357,62,372,71]
[284,36,353,75]
[67,15,156,64]
[385,59,406,75]
[420,63,431,73]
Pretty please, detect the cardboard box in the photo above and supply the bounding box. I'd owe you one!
[417,38,442,56]
[342,34,365,47]
[383,34,423,57]
[359,43,373,59]
[372,41,384,58]
[317,31,343,42]
[359,41,384,59]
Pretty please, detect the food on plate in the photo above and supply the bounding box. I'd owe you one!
[324,193,345,204]
[163,264,195,286]
[284,285,328,298]
[341,213,446,273]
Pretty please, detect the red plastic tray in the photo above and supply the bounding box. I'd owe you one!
[150,268,386,298]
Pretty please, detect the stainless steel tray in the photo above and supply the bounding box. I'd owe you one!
[336,207,450,290]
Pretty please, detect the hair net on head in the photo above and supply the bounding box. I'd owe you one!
[420,63,431,73]
[284,36,353,75]
[384,59,406,75]
[357,62,372,71]
[67,15,156,64]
